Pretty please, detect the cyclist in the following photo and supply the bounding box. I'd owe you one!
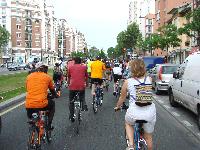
[112,63,123,96]
[105,60,112,81]
[53,63,63,96]
[68,57,88,122]
[87,59,94,87]
[90,56,106,104]
[25,62,58,130]
[114,59,156,150]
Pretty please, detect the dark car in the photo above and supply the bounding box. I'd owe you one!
[18,63,29,70]
[7,63,21,71]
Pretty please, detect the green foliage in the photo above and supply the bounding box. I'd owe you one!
[107,47,115,58]
[157,24,181,51]
[98,49,106,59]
[116,22,142,57]
[179,7,200,43]
[71,51,87,58]
[0,25,10,52]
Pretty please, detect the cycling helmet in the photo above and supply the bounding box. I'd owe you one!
[96,56,101,60]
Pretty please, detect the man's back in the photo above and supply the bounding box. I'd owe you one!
[68,64,87,90]
[25,72,54,108]
[91,60,105,79]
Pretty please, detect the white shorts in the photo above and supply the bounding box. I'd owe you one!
[125,103,156,133]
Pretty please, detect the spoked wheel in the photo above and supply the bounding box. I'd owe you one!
[27,126,40,150]
[93,96,98,113]
[74,109,80,134]
[139,140,148,150]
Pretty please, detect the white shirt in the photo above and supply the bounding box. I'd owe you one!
[113,67,122,75]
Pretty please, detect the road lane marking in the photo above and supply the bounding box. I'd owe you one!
[157,99,164,104]
[198,133,200,137]
[0,101,24,116]
[171,111,180,117]
[163,105,170,109]
[182,120,193,127]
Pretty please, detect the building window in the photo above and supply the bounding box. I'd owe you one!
[35,41,40,47]
[35,27,40,32]
[2,16,6,23]
[17,25,21,30]
[16,17,21,22]
[17,41,21,46]
[17,33,21,38]
[2,8,6,14]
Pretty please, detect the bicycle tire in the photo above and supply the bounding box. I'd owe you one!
[27,126,39,150]
[78,109,81,125]
[74,108,80,134]
[44,116,52,143]
[93,95,98,113]
[139,140,148,150]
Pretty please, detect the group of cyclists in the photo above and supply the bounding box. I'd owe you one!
[24,56,156,150]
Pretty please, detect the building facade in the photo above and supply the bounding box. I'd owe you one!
[128,0,155,38]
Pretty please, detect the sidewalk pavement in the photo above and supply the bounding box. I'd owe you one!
[0,93,26,112]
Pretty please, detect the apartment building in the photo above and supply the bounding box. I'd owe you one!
[128,0,155,38]
[0,0,12,63]
[154,0,193,56]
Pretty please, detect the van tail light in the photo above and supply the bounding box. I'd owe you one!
[158,66,162,81]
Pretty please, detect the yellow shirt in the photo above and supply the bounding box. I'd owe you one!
[91,60,106,79]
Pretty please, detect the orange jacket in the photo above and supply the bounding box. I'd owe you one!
[25,72,54,108]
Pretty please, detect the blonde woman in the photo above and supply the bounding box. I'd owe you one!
[114,59,156,150]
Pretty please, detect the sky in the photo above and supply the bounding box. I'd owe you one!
[54,0,131,50]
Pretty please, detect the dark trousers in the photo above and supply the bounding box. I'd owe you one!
[26,99,55,126]
[69,90,85,117]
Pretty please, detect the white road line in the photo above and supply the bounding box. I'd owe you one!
[171,111,180,117]
[163,105,170,109]
[0,101,25,116]
[182,120,193,127]
[157,99,164,104]
[198,133,200,137]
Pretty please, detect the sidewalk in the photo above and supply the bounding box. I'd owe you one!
[0,93,26,112]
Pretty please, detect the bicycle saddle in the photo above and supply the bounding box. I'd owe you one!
[135,120,147,124]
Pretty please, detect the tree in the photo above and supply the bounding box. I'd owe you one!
[88,46,99,58]
[98,49,106,59]
[126,22,142,50]
[0,25,10,53]
[107,47,115,58]
[179,7,200,49]
[157,24,181,52]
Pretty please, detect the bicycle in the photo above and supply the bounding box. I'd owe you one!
[115,79,121,98]
[27,95,54,150]
[27,111,52,150]
[71,92,82,134]
[92,82,103,113]
[103,78,109,91]
[54,81,62,97]
[115,105,148,150]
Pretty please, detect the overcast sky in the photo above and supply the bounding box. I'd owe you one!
[54,0,131,50]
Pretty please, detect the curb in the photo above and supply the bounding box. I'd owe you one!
[0,93,26,112]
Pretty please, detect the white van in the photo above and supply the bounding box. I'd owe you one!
[168,52,200,129]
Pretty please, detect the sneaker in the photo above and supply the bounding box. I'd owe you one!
[113,91,116,96]
[100,100,103,106]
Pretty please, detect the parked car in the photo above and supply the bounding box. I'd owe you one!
[168,52,200,129]
[150,63,178,94]
[7,63,21,71]
[18,63,29,70]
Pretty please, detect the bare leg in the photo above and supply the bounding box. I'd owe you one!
[91,84,95,95]
[125,122,134,146]
[144,132,153,150]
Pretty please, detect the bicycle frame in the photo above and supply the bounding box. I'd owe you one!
[27,111,50,149]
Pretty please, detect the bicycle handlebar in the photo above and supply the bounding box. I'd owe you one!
[114,103,129,112]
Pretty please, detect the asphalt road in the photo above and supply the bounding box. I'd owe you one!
[0,86,200,150]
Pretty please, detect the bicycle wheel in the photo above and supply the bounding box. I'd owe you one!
[93,95,98,113]
[139,140,148,150]
[27,126,40,150]
[45,117,52,143]
[74,108,80,134]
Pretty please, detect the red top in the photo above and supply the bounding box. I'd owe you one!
[68,64,88,90]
